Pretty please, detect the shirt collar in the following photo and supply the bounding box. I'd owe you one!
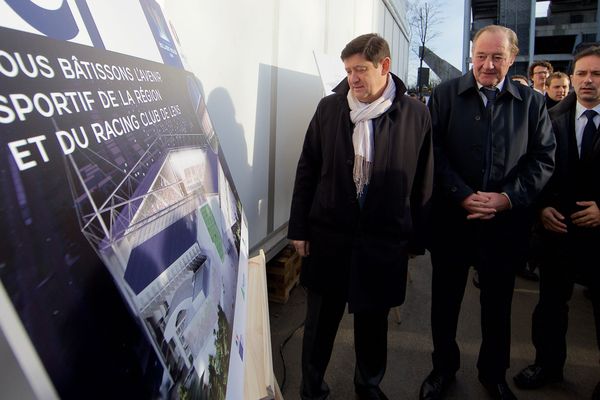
[476,78,505,92]
[575,101,600,119]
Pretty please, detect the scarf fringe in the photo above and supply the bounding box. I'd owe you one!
[353,155,372,197]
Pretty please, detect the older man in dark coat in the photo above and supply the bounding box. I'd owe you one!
[419,25,555,400]
[288,33,433,400]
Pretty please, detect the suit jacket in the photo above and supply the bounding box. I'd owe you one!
[428,71,556,263]
[288,74,433,312]
[540,92,600,243]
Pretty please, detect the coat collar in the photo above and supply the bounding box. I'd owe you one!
[549,91,577,117]
[332,72,407,103]
[457,70,522,101]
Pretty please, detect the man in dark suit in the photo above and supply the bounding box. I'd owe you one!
[419,25,555,400]
[288,33,433,400]
[513,45,600,400]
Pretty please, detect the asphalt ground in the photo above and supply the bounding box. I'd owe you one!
[269,252,598,400]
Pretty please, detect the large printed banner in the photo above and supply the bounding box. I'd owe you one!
[0,2,248,399]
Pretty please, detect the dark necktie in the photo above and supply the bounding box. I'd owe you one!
[481,87,498,109]
[582,109,597,159]
[480,87,498,189]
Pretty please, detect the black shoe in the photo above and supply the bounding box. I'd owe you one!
[513,364,563,389]
[516,267,539,282]
[300,379,330,400]
[480,380,517,400]
[355,386,389,400]
[592,381,600,400]
[419,370,455,400]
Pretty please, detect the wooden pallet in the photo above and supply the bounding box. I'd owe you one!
[266,245,301,304]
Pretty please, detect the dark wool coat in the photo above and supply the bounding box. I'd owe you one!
[540,92,600,243]
[428,72,556,263]
[288,74,433,313]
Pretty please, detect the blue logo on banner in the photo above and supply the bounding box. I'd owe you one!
[5,0,105,48]
[5,0,79,40]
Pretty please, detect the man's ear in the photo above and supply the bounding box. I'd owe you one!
[381,57,391,75]
[507,54,516,68]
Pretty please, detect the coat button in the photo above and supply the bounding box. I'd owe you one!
[450,186,457,192]
[475,115,481,121]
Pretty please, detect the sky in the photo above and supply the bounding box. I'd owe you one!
[407,0,465,86]
[425,0,466,70]
[406,0,551,86]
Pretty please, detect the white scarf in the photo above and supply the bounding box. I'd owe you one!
[347,75,396,196]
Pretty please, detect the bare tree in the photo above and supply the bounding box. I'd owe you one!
[408,0,444,95]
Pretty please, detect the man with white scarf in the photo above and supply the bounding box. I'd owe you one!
[288,33,433,400]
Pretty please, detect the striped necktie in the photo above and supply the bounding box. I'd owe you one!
[481,87,498,109]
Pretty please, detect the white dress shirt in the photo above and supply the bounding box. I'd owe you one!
[575,101,600,156]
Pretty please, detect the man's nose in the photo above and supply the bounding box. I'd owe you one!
[483,57,494,69]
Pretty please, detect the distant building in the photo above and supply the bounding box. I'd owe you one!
[467,0,600,74]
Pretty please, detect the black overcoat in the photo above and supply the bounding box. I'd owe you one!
[539,92,600,243]
[428,72,555,263]
[288,74,433,312]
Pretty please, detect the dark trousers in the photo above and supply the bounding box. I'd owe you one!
[430,250,517,382]
[532,234,600,372]
[300,288,389,400]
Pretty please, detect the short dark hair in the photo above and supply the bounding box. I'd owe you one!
[528,60,553,78]
[573,45,600,70]
[511,74,529,82]
[546,71,569,86]
[340,33,390,67]
[573,42,600,56]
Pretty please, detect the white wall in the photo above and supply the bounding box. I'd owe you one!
[164,0,410,254]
